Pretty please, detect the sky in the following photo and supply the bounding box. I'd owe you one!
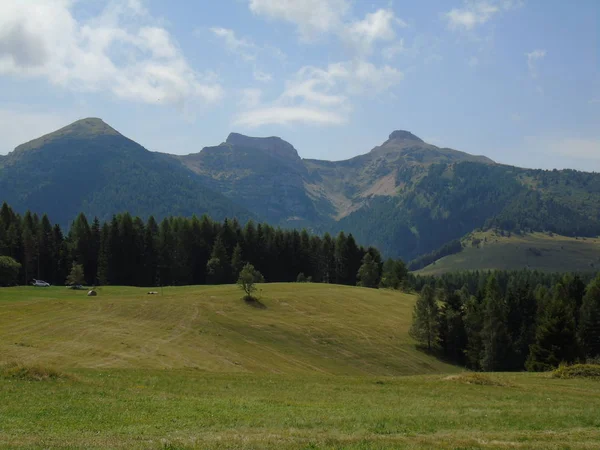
[0,0,598,171]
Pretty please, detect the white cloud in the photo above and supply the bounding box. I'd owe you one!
[248,0,350,38]
[238,88,263,109]
[242,2,405,128]
[526,49,546,78]
[209,27,257,61]
[382,40,406,60]
[234,106,345,127]
[237,60,402,127]
[253,69,273,83]
[342,9,405,56]
[0,0,222,108]
[468,56,480,67]
[444,0,521,31]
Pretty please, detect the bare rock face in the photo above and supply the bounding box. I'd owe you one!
[387,130,425,143]
[225,133,301,164]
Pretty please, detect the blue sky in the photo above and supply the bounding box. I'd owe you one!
[0,0,598,171]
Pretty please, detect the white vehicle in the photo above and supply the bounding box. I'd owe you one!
[32,279,50,287]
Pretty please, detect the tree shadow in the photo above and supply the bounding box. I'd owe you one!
[244,296,267,309]
[413,344,466,368]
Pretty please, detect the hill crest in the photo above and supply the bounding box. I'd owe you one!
[12,118,121,154]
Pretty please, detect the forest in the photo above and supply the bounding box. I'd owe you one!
[0,203,406,290]
[411,270,600,371]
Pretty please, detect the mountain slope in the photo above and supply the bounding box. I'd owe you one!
[304,130,494,221]
[334,160,600,260]
[180,133,326,226]
[0,118,252,226]
[3,119,600,266]
[416,230,600,275]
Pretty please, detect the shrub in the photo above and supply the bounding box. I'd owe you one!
[444,373,510,387]
[552,364,600,380]
[296,273,308,283]
[0,362,74,381]
[0,256,21,286]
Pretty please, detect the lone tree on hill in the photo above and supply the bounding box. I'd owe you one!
[410,284,439,350]
[66,262,85,286]
[237,263,264,300]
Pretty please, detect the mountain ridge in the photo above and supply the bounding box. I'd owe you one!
[3,117,600,263]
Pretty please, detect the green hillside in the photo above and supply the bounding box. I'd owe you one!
[4,118,600,262]
[2,284,600,449]
[417,230,600,275]
[0,284,455,375]
[0,119,252,226]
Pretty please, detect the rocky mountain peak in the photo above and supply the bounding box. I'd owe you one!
[388,130,424,143]
[225,133,300,161]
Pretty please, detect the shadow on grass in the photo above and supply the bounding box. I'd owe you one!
[413,344,467,369]
[244,295,267,309]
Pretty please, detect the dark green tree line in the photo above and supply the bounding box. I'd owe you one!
[0,202,403,290]
[411,270,600,372]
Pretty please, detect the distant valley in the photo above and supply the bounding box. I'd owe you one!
[2,117,600,264]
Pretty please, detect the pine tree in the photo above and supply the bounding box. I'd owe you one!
[464,294,484,370]
[97,223,111,286]
[579,274,600,359]
[438,287,468,365]
[526,286,579,371]
[380,258,408,290]
[480,275,510,371]
[144,217,159,287]
[69,213,92,284]
[206,237,228,284]
[230,243,244,282]
[357,253,379,288]
[409,285,439,350]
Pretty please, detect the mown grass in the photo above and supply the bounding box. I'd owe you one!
[417,230,600,275]
[0,284,454,375]
[1,284,599,449]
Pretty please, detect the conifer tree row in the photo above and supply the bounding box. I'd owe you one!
[411,270,600,371]
[0,202,405,289]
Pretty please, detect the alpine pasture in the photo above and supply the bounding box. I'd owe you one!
[1,284,599,449]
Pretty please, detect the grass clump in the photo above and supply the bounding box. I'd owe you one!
[444,372,511,386]
[552,364,600,380]
[0,362,74,381]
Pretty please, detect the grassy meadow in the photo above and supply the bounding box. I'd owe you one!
[1,284,599,449]
[417,230,600,275]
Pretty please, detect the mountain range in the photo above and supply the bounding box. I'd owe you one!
[1,117,600,261]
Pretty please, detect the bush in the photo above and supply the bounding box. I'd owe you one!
[0,256,21,286]
[443,373,510,387]
[0,362,74,381]
[296,273,308,283]
[552,364,600,380]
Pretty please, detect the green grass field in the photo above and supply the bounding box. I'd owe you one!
[417,230,600,275]
[1,284,599,449]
